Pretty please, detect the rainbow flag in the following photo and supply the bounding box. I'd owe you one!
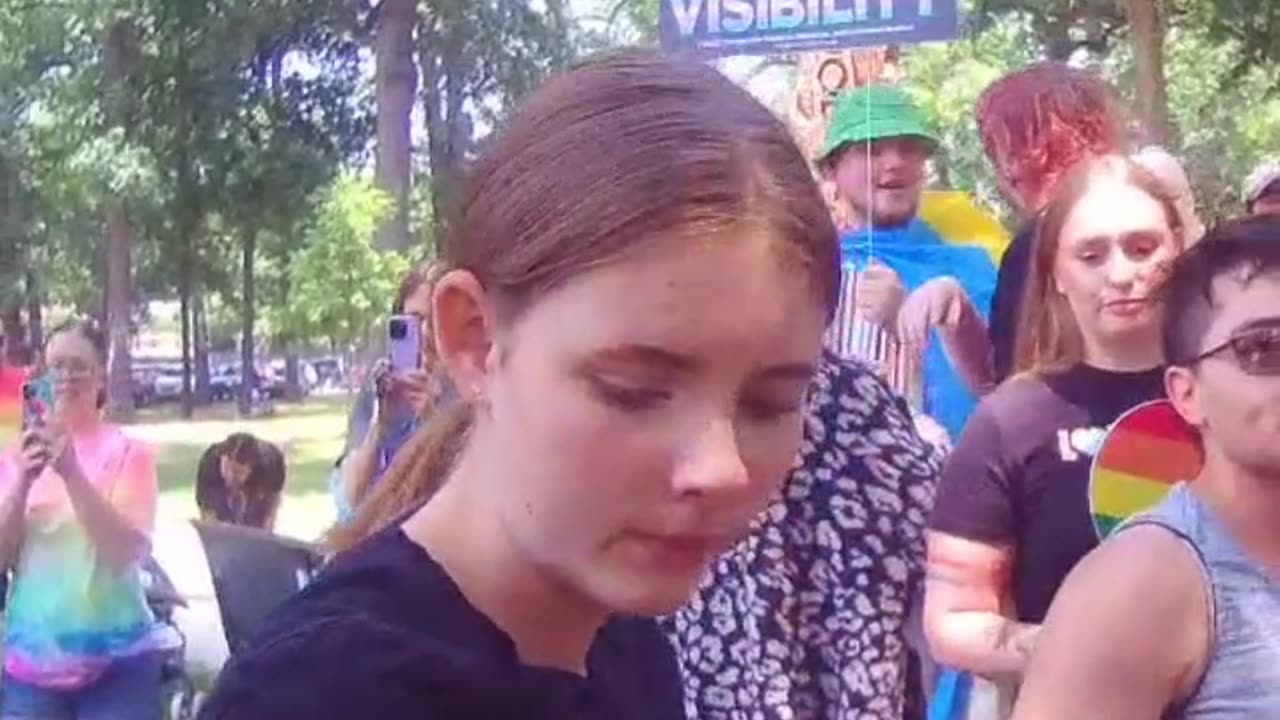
[1089,400,1203,537]
[918,190,1012,264]
[0,366,28,444]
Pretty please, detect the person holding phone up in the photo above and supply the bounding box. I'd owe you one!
[329,261,455,524]
[0,319,167,719]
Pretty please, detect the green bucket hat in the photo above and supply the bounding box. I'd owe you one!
[817,84,938,164]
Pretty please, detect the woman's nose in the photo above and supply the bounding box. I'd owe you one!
[670,417,749,497]
[1106,255,1142,288]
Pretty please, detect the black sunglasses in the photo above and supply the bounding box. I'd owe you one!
[1186,323,1280,376]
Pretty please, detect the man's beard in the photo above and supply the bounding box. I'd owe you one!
[855,199,918,229]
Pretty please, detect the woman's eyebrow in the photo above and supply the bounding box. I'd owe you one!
[755,363,816,383]
[589,344,698,374]
[585,346,814,383]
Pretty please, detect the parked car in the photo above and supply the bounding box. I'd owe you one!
[133,378,156,408]
[153,368,185,401]
[210,365,240,403]
[131,369,158,408]
[259,361,286,400]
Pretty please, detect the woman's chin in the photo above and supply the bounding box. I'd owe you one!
[597,568,708,618]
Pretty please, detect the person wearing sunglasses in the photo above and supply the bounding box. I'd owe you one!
[1012,215,1280,719]
[924,157,1187,704]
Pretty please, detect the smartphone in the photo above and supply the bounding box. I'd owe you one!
[21,376,54,430]
[387,314,423,373]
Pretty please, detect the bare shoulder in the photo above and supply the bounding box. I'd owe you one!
[1013,524,1211,719]
[1067,523,1206,607]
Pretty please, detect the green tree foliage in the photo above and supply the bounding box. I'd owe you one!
[285,172,409,357]
[902,12,1041,221]
[907,2,1279,224]
[1129,23,1280,220]
[416,0,575,235]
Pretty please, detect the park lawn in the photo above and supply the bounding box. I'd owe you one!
[127,395,351,542]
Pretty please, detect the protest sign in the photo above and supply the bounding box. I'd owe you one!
[661,0,958,57]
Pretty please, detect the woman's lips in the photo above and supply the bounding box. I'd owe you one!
[627,531,722,569]
[1103,299,1153,317]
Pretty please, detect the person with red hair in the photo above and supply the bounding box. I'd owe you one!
[977,63,1127,381]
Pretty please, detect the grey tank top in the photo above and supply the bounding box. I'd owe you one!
[1123,484,1280,719]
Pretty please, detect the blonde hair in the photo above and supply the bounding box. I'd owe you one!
[1015,155,1184,375]
[1131,146,1205,246]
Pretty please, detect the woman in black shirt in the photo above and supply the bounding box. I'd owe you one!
[923,156,1188,680]
[199,50,842,720]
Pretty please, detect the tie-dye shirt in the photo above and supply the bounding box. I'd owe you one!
[0,424,164,689]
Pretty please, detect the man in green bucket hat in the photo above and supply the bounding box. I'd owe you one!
[818,84,997,443]
[818,84,939,227]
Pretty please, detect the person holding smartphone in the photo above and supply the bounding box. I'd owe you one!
[329,261,453,523]
[0,319,167,719]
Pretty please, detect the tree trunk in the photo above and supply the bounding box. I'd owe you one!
[95,231,110,332]
[284,352,303,402]
[419,23,468,243]
[24,269,41,359]
[193,283,212,405]
[103,200,135,420]
[102,18,140,421]
[0,153,28,365]
[1125,0,1173,145]
[373,0,418,252]
[178,264,194,419]
[238,227,256,416]
[0,304,23,366]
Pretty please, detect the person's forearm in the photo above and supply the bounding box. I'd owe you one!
[0,477,33,572]
[342,428,387,510]
[938,299,996,396]
[61,465,148,572]
[930,610,1040,677]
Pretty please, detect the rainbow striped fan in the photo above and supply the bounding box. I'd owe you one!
[1088,400,1203,538]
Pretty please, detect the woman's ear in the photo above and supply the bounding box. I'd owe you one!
[432,270,495,405]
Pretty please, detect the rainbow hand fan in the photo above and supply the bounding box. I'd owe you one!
[1088,400,1203,538]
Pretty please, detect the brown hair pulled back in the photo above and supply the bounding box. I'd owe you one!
[328,49,840,553]
[45,318,110,409]
[1014,155,1183,375]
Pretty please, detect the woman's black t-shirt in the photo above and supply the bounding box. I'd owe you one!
[199,528,686,720]
[928,364,1164,622]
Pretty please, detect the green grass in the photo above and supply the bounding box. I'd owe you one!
[2,396,351,541]
[127,396,351,542]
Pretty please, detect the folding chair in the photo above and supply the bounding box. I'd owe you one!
[190,520,325,656]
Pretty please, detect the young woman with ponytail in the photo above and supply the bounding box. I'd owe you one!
[201,49,842,719]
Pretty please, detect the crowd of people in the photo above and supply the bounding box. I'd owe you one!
[0,46,1276,720]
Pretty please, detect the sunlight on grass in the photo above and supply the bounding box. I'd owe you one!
[1,396,352,542]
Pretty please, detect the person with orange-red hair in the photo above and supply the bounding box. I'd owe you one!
[977,63,1127,382]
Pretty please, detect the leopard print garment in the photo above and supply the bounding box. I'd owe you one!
[666,354,943,720]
